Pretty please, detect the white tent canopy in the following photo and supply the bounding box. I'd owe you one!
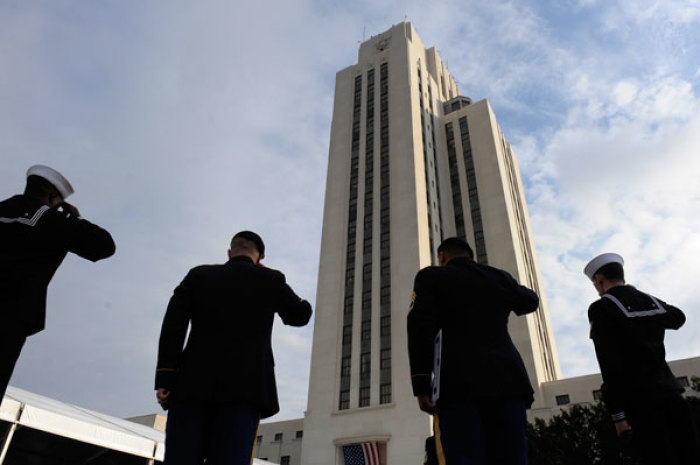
[0,386,164,464]
[0,386,276,464]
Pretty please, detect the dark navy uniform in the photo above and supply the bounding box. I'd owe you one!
[156,255,312,464]
[407,256,538,465]
[588,284,700,464]
[0,194,115,398]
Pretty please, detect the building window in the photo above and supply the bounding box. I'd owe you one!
[274,433,283,442]
[341,356,351,377]
[339,390,350,410]
[556,394,570,406]
[380,286,390,303]
[593,389,603,401]
[359,386,370,407]
[296,430,303,439]
[342,325,352,345]
[677,376,690,387]
[380,316,391,337]
[256,435,262,444]
[380,349,391,369]
[361,320,371,340]
[281,456,290,465]
[360,352,371,376]
[380,383,392,404]
[380,263,390,278]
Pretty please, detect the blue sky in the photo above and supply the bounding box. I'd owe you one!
[1,0,699,421]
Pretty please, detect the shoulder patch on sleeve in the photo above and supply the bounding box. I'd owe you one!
[408,291,416,312]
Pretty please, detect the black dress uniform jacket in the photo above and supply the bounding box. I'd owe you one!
[588,285,685,420]
[155,255,312,419]
[407,256,539,407]
[0,195,116,335]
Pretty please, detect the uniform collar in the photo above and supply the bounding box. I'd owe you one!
[227,255,255,265]
[445,256,473,266]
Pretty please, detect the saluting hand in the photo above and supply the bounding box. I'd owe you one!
[59,201,80,218]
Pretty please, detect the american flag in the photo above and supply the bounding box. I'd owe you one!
[342,442,381,465]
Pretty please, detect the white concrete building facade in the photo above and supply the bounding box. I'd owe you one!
[253,418,304,465]
[301,22,560,465]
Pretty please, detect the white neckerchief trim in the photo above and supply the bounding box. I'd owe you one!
[603,292,667,318]
[611,411,626,421]
[0,205,50,227]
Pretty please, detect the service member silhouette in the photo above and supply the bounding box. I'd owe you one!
[0,165,115,400]
[156,231,312,465]
[408,237,538,465]
[584,253,700,464]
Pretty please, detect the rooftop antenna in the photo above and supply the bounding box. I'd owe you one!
[363,25,366,41]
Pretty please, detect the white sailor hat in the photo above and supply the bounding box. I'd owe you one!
[26,165,74,199]
[583,253,624,281]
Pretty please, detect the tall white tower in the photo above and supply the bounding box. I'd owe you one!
[302,23,560,465]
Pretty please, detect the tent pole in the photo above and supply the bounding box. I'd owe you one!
[148,438,158,464]
[0,403,24,465]
[0,423,17,464]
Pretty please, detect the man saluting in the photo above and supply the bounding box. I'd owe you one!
[407,237,538,465]
[0,165,115,400]
[584,252,700,464]
[156,231,312,465]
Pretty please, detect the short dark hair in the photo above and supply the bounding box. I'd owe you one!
[24,175,59,198]
[595,262,624,282]
[437,237,474,259]
[231,230,265,256]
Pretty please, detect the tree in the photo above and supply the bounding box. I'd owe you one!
[527,402,625,465]
[691,376,700,394]
[528,397,700,464]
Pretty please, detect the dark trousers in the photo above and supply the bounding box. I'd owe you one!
[626,393,700,465]
[0,328,26,401]
[164,401,260,465]
[435,398,528,465]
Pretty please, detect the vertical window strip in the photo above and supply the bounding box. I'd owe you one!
[339,74,363,410]
[417,67,436,264]
[459,116,488,264]
[360,69,375,396]
[428,85,443,243]
[445,122,465,240]
[379,62,392,401]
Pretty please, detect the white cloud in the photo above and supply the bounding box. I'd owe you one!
[519,62,700,376]
[613,80,638,107]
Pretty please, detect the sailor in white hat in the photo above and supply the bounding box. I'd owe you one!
[583,253,700,463]
[583,252,624,295]
[0,165,116,401]
[26,164,74,200]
